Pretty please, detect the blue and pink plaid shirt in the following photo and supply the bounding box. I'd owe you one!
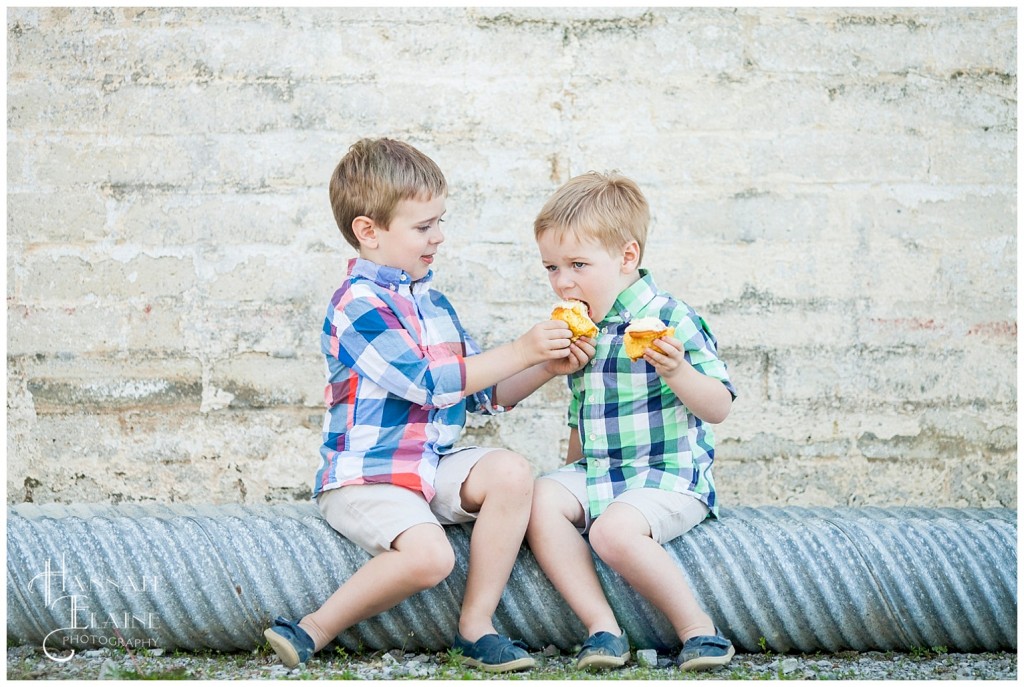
[314,258,503,501]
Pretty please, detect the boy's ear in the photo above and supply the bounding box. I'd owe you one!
[352,216,378,248]
[620,240,641,273]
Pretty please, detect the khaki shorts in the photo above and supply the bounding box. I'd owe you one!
[541,469,710,545]
[317,447,495,556]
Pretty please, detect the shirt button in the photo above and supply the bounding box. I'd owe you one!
[589,433,597,441]
[622,310,630,319]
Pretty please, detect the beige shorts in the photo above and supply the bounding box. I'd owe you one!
[317,446,495,556]
[540,469,710,545]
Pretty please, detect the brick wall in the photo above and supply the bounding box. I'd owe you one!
[6,7,1016,507]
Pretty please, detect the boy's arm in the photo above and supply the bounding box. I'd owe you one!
[492,337,595,407]
[489,363,556,408]
[645,336,733,424]
[463,320,573,397]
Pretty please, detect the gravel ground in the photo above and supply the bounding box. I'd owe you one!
[6,644,1017,681]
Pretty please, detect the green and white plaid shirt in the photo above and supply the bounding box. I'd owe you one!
[559,269,736,519]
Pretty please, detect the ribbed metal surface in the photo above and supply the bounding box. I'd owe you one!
[6,503,1016,654]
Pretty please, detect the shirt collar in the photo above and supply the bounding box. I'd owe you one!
[601,269,658,325]
[347,257,433,289]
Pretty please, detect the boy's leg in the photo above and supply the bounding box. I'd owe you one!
[586,498,715,642]
[525,476,620,636]
[445,449,534,641]
[298,522,454,650]
[271,483,454,658]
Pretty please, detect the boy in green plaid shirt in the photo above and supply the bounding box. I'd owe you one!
[525,172,738,672]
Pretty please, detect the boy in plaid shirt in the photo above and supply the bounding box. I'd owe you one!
[264,139,586,672]
[526,172,738,672]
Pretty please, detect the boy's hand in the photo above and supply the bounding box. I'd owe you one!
[545,336,596,375]
[514,320,573,368]
[643,335,688,378]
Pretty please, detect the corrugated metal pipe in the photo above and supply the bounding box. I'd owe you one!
[6,503,1016,658]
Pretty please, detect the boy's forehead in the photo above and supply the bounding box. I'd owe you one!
[539,230,610,256]
[395,193,446,215]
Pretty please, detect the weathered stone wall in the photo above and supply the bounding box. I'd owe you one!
[6,7,1016,508]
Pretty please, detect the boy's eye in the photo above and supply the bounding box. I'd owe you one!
[572,262,586,269]
[544,265,557,273]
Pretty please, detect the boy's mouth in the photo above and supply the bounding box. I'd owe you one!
[421,254,434,265]
[570,298,593,319]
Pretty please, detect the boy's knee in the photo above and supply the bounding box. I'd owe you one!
[502,452,534,488]
[473,450,534,494]
[409,541,456,587]
[490,450,533,484]
[396,526,456,587]
[587,518,629,562]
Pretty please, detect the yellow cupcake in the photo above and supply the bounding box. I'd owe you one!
[624,317,675,362]
[551,300,598,341]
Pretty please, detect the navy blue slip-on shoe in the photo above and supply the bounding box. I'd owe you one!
[677,628,735,672]
[576,630,631,670]
[263,616,315,669]
[452,633,536,672]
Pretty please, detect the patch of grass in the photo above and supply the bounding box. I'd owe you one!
[105,665,192,680]
[253,638,274,658]
[773,667,807,680]
[909,645,949,660]
[436,648,477,680]
[327,667,362,680]
[6,658,40,680]
[10,644,1011,682]
[723,664,771,680]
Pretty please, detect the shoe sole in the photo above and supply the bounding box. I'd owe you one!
[678,645,735,672]
[459,655,536,673]
[577,652,630,670]
[263,628,301,669]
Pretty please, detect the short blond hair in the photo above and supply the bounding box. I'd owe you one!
[329,138,448,249]
[533,171,650,262]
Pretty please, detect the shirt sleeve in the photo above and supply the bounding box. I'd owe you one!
[326,287,466,409]
[674,310,738,400]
